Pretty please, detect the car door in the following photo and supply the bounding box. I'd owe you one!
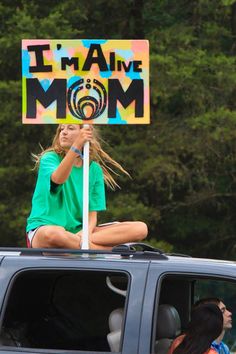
[0,255,149,354]
[138,257,236,354]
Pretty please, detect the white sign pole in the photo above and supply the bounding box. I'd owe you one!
[81,124,90,249]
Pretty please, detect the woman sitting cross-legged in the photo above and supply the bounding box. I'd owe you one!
[26,124,148,250]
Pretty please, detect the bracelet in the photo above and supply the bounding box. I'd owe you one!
[70,146,83,159]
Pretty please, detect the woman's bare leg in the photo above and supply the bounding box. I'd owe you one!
[89,221,148,250]
[31,225,81,249]
[31,221,148,250]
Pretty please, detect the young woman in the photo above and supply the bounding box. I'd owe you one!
[26,124,148,249]
[168,303,223,354]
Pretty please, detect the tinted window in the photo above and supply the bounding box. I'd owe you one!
[0,269,128,352]
[153,274,236,354]
[194,278,236,351]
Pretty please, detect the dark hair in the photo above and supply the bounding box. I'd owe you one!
[173,303,223,354]
[193,297,221,309]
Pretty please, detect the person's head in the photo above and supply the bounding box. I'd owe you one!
[33,124,130,189]
[194,297,232,331]
[52,124,93,154]
[54,124,82,152]
[173,303,223,354]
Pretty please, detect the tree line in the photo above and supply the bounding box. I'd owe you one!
[0,0,236,259]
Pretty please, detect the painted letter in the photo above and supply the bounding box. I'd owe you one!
[82,44,108,71]
[26,78,66,118]
[108,79,144,117]
[27,44,52,73]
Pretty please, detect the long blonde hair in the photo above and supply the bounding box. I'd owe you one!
[32,125,130,189]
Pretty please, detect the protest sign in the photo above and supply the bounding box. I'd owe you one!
[22,39,149,124]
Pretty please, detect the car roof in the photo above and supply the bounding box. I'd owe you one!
[0,243,235,267]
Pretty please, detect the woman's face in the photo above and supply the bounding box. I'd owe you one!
[59,124,81,149]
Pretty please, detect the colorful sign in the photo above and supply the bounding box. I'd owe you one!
[22,39,149,124]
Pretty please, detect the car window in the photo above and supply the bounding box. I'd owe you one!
[194,278,236,353]
[0,269,128,352]
[153,274,236,354]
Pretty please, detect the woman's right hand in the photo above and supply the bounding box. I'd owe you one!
[73,126,93,149]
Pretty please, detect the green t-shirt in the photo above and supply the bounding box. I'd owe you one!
[26,151,106,233]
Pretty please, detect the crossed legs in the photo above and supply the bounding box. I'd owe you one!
[31,221,148,250]
[89,221,148,249]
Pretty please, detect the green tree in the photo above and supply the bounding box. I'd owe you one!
[0,0,236,260]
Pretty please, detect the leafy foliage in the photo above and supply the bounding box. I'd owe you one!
[0,0,236,260]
